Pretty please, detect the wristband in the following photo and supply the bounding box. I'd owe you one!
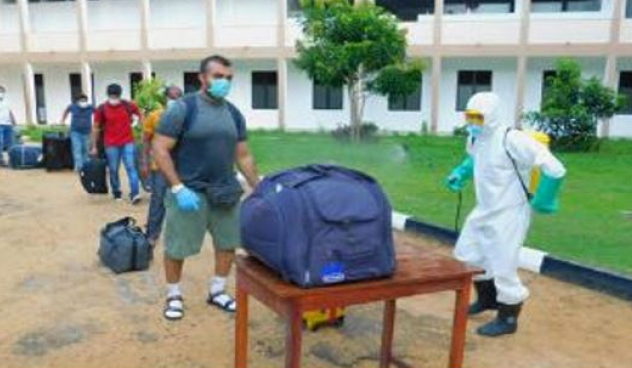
[171,184,185,194]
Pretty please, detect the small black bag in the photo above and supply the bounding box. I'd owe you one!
[98,217,153,274]
[205,176,244,208]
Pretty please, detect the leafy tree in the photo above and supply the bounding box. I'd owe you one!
[133,78,166,114]
[295,0,424,141]
[525,58,625,151]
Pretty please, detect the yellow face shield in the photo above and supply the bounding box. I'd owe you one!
[464,109,485,126]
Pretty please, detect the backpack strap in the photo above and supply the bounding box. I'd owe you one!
[180,94,199,141]
[503,128,533,201]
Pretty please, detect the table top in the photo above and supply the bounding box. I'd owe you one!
[236,245,482,299]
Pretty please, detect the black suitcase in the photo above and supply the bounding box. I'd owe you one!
[80,158,108,194]
[42,132,73,171]
[8,145,43,169]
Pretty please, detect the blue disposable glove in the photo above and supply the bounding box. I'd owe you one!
[445,156,474,193]
[174,186,201,212]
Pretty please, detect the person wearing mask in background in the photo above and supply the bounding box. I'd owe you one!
[141,85,183,247]
[153,55,260,320]
[0,85,17,167]
[61,93,94,172]
[446,92,566,337]
[91,83,144,204]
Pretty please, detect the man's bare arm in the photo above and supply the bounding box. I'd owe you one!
[59,107,70,125]
[152,134,181,188]
[235,142,260,189]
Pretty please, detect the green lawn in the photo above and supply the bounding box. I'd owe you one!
[249,130,632,275]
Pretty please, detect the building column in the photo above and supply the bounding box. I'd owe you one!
[515,0,532,127]
[81,62,93,103]
[430,55,442,134]
[601,0,625,138]
[601,55,618,137]
[277,0,287,50]
[76,0,89,52]
[22,62,37,125]
[514,56,527,127]
[139,0,150,51]
[277,58,287,131]
[142,59,153,80]
[430,0,444,133]
[206,0,216,48]
[17,0,30,52]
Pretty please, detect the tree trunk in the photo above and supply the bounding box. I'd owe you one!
[348,70,365,142]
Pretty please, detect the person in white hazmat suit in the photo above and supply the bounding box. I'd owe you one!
[446,92,566,337]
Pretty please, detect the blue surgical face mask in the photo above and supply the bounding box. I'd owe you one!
[206,78,231,99]
[466,125,483,138]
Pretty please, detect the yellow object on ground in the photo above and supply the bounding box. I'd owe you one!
[303,307,346,331]
[526,130,551,193]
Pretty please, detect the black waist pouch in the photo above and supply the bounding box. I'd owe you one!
[205,176,244,208]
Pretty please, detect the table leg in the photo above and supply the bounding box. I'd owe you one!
[235,283,249,368]
[285,306,303,368]
[448,277,472,368]
[380,299,397,368]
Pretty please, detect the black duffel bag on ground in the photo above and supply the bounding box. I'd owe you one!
[98,217,153,273]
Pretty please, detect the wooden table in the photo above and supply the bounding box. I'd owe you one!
[234,246,482,368]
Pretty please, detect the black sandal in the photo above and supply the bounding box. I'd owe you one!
[207,291,236,313]
[164,295,184,321]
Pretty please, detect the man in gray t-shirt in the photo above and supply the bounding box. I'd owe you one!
[153,55,261,321]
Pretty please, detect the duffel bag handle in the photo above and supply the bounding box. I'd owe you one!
[102,217,136,235]
[305,164,376,183]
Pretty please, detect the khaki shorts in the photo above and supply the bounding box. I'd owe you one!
[164,191,241,260]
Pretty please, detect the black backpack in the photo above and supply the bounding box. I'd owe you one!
[98,217,153,274]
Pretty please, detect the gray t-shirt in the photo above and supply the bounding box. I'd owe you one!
[157,93,247,191]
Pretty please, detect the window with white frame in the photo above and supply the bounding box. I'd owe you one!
[456,70,493,111]
[376,0,434,21]
[627,0,632,18]
[252,71,278,110]
[444,0,515,14]
[531,0,601,13]
[313,82,343,110]
[619,72,632,115]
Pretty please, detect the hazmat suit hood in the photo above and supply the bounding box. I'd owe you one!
[466,92,506,135]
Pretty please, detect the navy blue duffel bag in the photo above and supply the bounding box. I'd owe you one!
[9,145,43,169]
[240,164,396,288]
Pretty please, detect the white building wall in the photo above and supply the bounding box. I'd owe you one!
[92,62,143,104]
[87,0,141,51]
[442,15,521,45]
[621,20,632,44]
[0,3,21,53]
[439,58,518,133]
[214,0,278,48]
[32,64,82,124]
[229,60,279,130]
[148,0,206,49]
[154,60,280,130]
[0,65,27,124]
[523,57,606,114]
[286,63,351,131]
[363,69,431,133]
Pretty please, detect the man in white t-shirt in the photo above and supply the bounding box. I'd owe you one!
[0,86,17,166]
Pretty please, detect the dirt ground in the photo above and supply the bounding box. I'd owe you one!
[1,169,631,368]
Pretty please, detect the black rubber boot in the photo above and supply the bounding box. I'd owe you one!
[477,303,522,337]
[468,280,498,315]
